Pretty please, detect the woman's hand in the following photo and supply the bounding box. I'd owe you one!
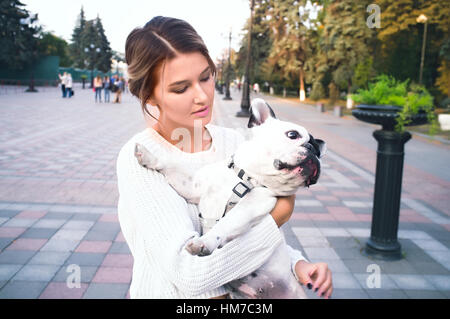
[294,260,333,299]
[270,194,295,227]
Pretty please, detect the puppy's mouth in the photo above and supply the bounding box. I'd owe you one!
[273,155,320,187]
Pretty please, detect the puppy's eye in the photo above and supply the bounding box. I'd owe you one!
[286,130,301,140]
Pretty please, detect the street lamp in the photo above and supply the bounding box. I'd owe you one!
[85,44,101,88]
[223,28,233,101]
[417,14,428,85]
[236,0,255,117]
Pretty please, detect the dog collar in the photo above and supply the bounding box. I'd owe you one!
[222,155,256,216]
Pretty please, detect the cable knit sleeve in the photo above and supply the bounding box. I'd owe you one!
[117,139,284,297]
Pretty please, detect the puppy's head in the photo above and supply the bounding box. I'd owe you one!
[236,98,326,195]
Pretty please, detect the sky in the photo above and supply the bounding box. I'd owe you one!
[21,0,252,62]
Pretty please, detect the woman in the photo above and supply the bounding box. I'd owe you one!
[113,77,124,103]
[94,75,103,102]
[103,76,111,103]
[117,16,332,299]
[66,73,73,98]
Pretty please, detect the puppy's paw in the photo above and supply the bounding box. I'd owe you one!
[185,237,211,256]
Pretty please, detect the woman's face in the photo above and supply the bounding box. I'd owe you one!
[150,52,215,130]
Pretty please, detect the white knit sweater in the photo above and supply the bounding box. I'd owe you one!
[116,123,307,299]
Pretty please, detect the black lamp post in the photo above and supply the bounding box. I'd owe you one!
[417,14,428,85]
[236,0,255,117]
[223,29,232,101]
[85,44,101,88]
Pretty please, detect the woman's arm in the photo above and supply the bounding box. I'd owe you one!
[117,141,284,296]
[270,194,295,227]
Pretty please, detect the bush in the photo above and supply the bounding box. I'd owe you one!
[310,81,325,101]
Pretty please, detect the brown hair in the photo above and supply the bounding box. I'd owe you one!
[125,16,216,119]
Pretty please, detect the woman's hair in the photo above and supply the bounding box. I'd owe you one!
[125,16,216,119]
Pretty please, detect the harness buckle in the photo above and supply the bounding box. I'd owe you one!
[232,182,251,198]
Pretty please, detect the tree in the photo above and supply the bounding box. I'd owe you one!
[93,15,113,72]
[38,32,73,67]
[0,0,41,70]
[70,7,87,68]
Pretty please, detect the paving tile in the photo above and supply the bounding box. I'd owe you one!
[52,229,88,241]
[75,240,112,253]
[389,274,436,290]
[298,236,331,248]
[0,264,23,281]
[39,282,88,299]
[82,283,129,299]
[28,251,71,265]
[70,213,101,221]
[20,227,58,239]
[11,264,60,281]
[318,259,351,273]
[15,210,47,219]
[0,210,20,218]
[330,288,370,299]
[101,254,133,268]
[64,252,106,267]
[0,217,9,226]
[40,239,80,252]
[423,275,450,291]
[52,265,98,283]
[332,273,364,289]
[108,242,131,254]
[0,238,14,251]
[92,267,132,283]
[304,247,341,261]
[0,227,27,238]
[364,289,408,299]
[2,218,36,227]
[0,281,48,299]
[0,250,36,264]
[6,238,47,251]
[292,227,322,238]
[98,214,119,223]
[410,261,450,275]
[62,220,95,231]
[43,212,73,220]
[353,273,399,290]
[403,290,447,299]
[31,218,66,229]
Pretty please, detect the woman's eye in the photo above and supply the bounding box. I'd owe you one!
[173,87,188,94]
[286,130,301,139]
[200,76,210,82]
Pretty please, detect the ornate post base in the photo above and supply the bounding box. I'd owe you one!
[363,129,411,261]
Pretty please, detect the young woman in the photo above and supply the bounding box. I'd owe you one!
[94,75,103,102]
[117,16,332,299]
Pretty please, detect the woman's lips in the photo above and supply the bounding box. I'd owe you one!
[193,106,209,117]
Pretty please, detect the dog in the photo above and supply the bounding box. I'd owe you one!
[135,98,326,298]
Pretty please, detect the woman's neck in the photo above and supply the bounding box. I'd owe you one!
[152,122,212,153]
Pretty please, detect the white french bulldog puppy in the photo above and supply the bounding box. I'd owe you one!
[135,98,326,298]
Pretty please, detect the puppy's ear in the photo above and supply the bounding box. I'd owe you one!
[309,134,327,158]
[248,98,277,128]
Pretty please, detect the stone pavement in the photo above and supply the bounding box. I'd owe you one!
[0,84,449,299]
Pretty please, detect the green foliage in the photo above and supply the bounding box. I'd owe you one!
[38,32,73,67]
[69,8,112,72]
[352,75,436,132]
[310,81,325,101]
[0,0,41,70]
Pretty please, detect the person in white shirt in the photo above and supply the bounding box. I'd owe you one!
[117,16,333,299]
[58,72,67,98]
[65,73,73,98]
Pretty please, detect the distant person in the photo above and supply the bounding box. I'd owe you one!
[58,72,67,98]
[66,73,73,98]
[113,76,124,103]
[253,83,260,94]
[94,75,103,102]
[103,76,111,103]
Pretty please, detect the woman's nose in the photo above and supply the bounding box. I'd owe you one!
[193,82,208,104]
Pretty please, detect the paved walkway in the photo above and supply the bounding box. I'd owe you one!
[0,84,449,299]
